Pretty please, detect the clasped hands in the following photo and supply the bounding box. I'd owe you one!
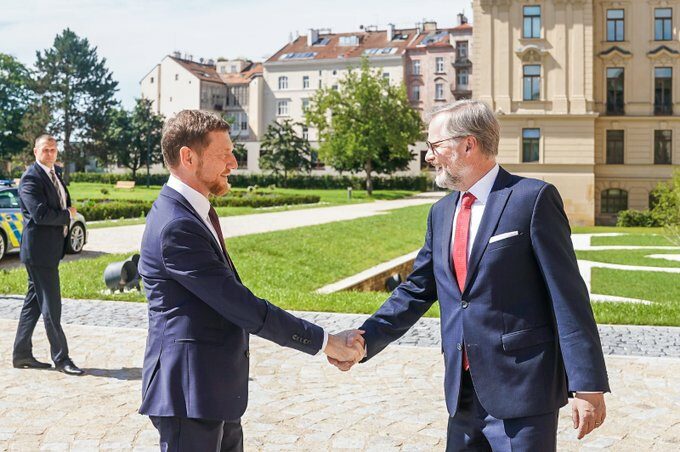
[323,329,366,371]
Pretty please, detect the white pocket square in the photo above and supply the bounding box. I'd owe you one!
[489,231,520,244]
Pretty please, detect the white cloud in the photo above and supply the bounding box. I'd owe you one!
[2,0,472,108]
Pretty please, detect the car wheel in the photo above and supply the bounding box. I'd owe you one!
[67,223,85,254]
[0,231,5,262]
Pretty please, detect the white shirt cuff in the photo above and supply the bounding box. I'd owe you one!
[318,329,329,356]
[575,391,604,394]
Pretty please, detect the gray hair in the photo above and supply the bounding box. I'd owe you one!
[428,100,500,157]
[34,134,57,147]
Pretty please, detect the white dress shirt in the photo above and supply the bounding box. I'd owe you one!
[35,161,67,208]
[165,175,329,354]
[450,164,500,260]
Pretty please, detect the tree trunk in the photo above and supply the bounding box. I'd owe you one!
[365,160,373,196]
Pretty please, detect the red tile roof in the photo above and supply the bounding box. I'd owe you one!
[169,56,261,85]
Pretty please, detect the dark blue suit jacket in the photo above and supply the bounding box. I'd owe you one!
[360,167,609,419]
[19,163,71,267]
[138,185,325,421]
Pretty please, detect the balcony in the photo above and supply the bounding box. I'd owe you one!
[654,104,673,115]
[453,57,471,69]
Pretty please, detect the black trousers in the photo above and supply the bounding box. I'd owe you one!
[446,370,559,452]
[150,416,243,452]
[13,264,70,364]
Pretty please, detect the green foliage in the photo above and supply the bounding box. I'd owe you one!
[68,172,430,191]
[616,209,662,227]
[650,168,680,226]
[105,98,164,177]
[306,58,423,194]
[259,120,313,183]
[33,28,118,174]
[0,53,32,169]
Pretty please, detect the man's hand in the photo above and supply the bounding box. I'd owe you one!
[572,392,606,439]
[328,330,366,372]
[324,329,365,371]
[68,206,77,218]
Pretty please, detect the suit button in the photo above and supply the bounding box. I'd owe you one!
[292,334,300,341]
[456,343,463,351]
[303,339,310,345]
[461,300,469,309]
[245,350,250,359]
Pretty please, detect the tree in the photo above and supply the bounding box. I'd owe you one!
[33,28,118,177]
[259,120,313,184]
[0,53,32,174]
[106,98,164,179]
[306,58,423,195]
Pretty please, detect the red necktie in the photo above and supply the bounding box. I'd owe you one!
[453,192,476,370]
[208,206,235,271]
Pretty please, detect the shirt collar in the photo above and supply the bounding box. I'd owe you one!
[35,160,55,176]
[166,174,212,220]
[463,163,499,205]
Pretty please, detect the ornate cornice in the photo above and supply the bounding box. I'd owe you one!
[515,43,550,63]
[647,45,680,65]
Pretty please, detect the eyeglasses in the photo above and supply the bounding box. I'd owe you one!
[426,135,468,154]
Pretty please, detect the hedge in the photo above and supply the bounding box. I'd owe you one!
[616,209,663,227]
[75,193,321,221]
[69,172,429,191]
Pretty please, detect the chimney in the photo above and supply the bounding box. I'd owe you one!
[457,13,468,26]
[423,21,437,32]
[172,50,181,58]
[387,23,395,41]
[308,28,319,46]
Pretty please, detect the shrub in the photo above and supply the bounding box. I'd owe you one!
[616,209,662,227]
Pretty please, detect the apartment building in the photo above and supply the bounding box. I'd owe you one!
[473,0,679,225]
[140,54,264,150]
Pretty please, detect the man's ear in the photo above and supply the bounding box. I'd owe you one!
[179,146,194,168]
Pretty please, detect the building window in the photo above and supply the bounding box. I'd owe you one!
[606,130,624,164]
[278,76,288,90]
[523,5,541,39]
[654,67,673,115]
[435,83,445,100]
[332,84,338,91]
[277,100,289,116]
[302,98,310,111]
[412,85,421,101]
[318,79,322,88]
[303,75,310,89]
[456,69,469,86]
[311,151,325,169]
[655,130,672,164]
[655,8,673,41]
[435,57,445,73]
[456,41,468,60]
[150,77,154,84]
[523,65,541,100]
[302,126,309,141]
[420,150,430,170]
[412,60,421,75]
[601,189,628,214]
[606,9,625,42]
[606,68,625,114]
[175,74,179,81]
[383,72,390,82]
[522,128,540,162]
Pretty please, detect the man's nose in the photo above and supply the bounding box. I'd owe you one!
[424,148,435,164]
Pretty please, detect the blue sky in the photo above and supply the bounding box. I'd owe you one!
[2,0,471,108]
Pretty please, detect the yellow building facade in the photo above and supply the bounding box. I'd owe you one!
[473,0,679,225]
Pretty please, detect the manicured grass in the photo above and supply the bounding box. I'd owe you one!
[590,234,676,247]
[572,226,665,234]
[575,249,680,268]
[591,268,680,326]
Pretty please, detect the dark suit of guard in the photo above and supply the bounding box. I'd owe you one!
[359,167,610,450]
[138,185,325,450]
[13,163,73,367]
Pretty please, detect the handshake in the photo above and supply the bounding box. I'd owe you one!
[323,329,366,372]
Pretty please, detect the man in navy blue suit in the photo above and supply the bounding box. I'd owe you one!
[13,135,84,376]
[138,110,364,451]
[333,100,609,450]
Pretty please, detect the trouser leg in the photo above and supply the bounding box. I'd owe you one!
[12,269,41,360]
[30,265,69,364]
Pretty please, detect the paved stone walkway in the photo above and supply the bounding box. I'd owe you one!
[0,319,678,451]
[1,296,679,358]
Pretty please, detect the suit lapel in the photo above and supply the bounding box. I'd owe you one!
[34,164,61,205]
[440,191,461,297]
[463,167,513,292]
[54,167,71,207]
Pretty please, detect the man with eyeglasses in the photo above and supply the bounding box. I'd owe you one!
[331,100,609,451]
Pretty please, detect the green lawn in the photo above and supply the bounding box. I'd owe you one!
[591,268,680,326]
[590,234,676,247]
[576,249,680,268]
[572,226,665,234]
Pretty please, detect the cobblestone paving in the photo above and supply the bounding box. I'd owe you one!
[0,319,678,451]
[1,295,679,358]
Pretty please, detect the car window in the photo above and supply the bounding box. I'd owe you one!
[0,189,20,209]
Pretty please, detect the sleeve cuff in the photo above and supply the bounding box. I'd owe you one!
[317,329,329,356]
